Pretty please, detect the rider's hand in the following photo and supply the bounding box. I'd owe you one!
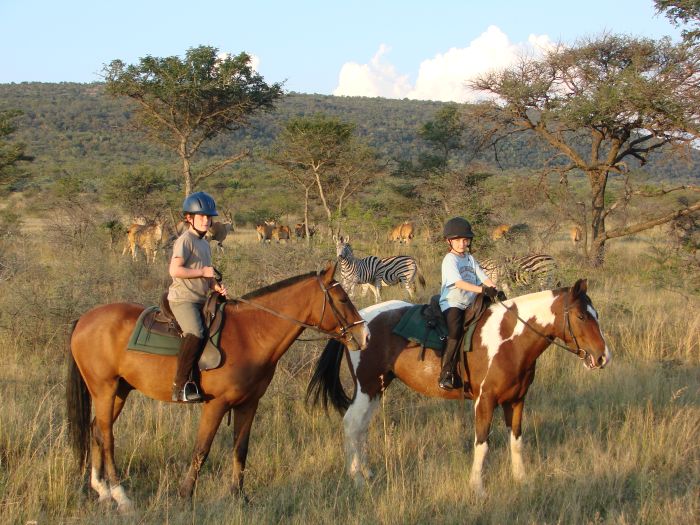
[482,286,499,299]
[496,290,508,301]
[214,283,228,298]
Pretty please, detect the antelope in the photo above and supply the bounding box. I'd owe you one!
[122,220,166,264]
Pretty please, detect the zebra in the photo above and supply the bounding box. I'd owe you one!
[334,236,425,302]
[478,253,559,295]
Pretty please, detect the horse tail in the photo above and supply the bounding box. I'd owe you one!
[66,320,91,467]
[306,339,351,414]
[417,264,426,288]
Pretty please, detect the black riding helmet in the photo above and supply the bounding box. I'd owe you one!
[182,191,218,216]
[443,217,474,239]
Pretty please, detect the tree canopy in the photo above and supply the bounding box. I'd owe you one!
[268,113,382,235]
[103,45,284,195]
[470,33,700,264]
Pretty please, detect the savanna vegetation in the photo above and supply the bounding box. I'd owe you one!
[0,5,699,521]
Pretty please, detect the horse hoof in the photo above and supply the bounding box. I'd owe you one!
[117,500,135,515]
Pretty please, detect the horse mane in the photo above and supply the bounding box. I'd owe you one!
[240,270,319,300]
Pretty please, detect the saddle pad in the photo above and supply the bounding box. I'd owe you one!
[392,304,448,351]
[128,306,180,355]
[127,305,225,369]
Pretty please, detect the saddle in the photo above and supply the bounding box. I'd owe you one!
[127,292,227,371]
[393,293,493,358]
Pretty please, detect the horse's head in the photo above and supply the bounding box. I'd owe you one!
[560,279,611,370]
[318,261,368,351]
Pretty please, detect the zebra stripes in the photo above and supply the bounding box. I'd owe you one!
[335,237,425,302]
[479,253,559,294]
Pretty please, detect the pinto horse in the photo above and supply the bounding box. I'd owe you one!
[66,262,368,512]
[307,279,611,496]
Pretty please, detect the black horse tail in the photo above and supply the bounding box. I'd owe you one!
[66,320,91,468]
[306,339,352,414]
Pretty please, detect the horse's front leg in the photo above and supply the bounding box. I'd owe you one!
[470,394,496,497]
[343,390,380,485]
[229,399,260,500]
[179,400,229,499]
[503,400,526,482]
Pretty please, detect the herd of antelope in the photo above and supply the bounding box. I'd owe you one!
[118,212,581,298]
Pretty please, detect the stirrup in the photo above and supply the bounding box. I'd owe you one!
[171,381,203,403]
[438,372,456,391]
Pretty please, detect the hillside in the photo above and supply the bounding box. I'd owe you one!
[2,82,699,185]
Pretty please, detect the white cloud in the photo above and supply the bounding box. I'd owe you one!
[333,44,412,98]
[333,26,555,102]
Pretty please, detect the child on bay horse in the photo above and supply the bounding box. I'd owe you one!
[168,191,228,402]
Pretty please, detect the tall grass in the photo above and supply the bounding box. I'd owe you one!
[0,226,697,524]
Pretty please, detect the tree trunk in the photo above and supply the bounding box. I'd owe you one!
[588,171,609,266]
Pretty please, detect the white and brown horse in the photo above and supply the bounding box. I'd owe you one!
[308,279,611,496]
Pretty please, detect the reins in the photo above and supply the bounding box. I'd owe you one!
[226,274,365,346]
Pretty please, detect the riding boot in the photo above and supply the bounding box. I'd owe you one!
[172,334,204,403]
[438,338,461,390]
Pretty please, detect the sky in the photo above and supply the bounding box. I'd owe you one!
[0,0,683,103]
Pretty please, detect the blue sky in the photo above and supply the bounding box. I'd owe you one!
[0,0,682,102]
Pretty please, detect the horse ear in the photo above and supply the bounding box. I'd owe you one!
[572,279,588,296]
[322,260,336,281]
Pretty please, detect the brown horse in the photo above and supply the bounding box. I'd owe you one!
[66,262,368,512]
[307,279,611,496]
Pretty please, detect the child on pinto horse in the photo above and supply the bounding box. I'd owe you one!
[438,217,502,391]
[168,191,228,403]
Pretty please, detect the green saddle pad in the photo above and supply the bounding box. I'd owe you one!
[392,304,479,353]
[127,305,224,356]
[392,304,448,351]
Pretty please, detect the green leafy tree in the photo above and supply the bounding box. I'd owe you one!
[268,114,382,236]
[103,45,283,195]
[656,0,700,45]
[0,110,33,191]
[470,34,700,264]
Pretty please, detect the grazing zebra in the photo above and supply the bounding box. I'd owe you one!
[335,236,425,302]
[478,253,559,294]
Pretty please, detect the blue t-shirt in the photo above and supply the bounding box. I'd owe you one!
[439,252,488,311]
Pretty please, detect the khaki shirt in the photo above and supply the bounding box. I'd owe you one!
[167,230,212,304]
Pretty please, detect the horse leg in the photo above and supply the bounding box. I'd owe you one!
[470,395,496,497]
[92,383,134,513]
[179,400,230,499]
[89,381,131,505]
[343,390,380,485]
[228,399,260,499]
[503,400,526,482]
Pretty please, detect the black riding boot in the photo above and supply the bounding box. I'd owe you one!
[438,338,461,390]
[172,334,204,403]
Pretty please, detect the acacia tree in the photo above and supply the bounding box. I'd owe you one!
[470,34,700,264]
[656,0,700,45]
[268,114,382,237]
[103,45,283,195]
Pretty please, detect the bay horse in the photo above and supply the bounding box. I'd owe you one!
[66,262,368,512]
[307,279,611,496]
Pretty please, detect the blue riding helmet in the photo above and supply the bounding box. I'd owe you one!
[182,191,218,216]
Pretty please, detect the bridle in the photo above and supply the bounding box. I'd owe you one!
[228,273,366,347]
[494,293,590,362]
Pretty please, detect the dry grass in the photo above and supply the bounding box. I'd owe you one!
[0,225,697,524]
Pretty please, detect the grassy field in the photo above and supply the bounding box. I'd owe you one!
[0,224,697,524]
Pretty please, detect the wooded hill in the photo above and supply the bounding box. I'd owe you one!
[1,81,699,228]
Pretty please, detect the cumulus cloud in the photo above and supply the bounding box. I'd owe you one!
[333,44,412,98]
[333,26,555,102]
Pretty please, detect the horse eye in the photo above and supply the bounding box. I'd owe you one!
[577,313,585,320]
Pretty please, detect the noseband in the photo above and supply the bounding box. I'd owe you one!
[229,274,365,347]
